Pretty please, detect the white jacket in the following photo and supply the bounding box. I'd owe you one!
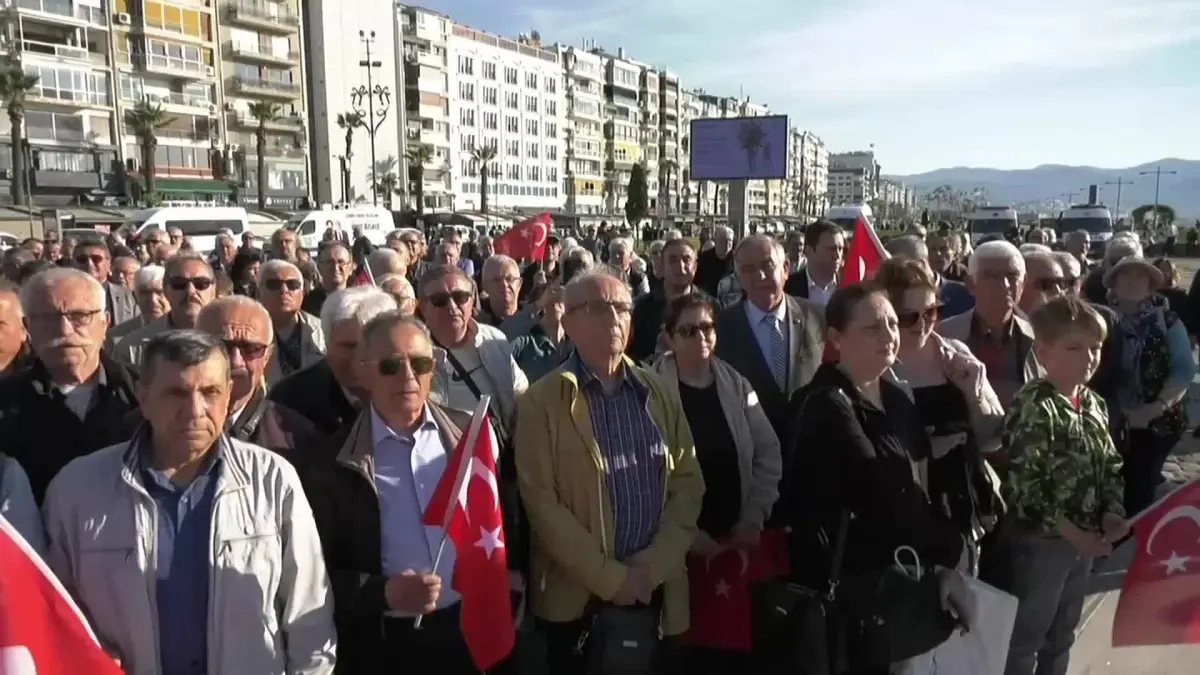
[42,437,336,675]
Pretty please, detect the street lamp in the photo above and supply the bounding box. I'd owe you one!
[350,30,391,206]
[1139,165,1178,227]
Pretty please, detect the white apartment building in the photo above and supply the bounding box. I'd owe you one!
[597,48,643,215]
[678,87,706,218]
[828,150,880,204]
[448,27,564,213]
[827,167,871,205]
[656,70,682,221]
[398,6,453,211]
[560,45,605,214]
[787,129,829,218]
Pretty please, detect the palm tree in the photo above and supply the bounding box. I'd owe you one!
[335,112,363,203]
[369,156,401,208]
[125,101,175,205]
[405,143,434,215]
[471,145,497,215]
[247,101,282,209]
[0,69,40,206]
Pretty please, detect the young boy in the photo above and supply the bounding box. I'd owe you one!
[1001,295,1126,675]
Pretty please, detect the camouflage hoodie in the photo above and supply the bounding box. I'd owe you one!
[1001,379,1124,534]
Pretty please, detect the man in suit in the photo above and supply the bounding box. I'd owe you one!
[782,219,842,305]
[887,234,975,319]
[72,239,140,327]
[716,234,825,446]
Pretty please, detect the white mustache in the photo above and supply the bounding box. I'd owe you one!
[46,337,93,349]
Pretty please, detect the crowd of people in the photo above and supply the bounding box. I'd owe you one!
[0,214,1194,675]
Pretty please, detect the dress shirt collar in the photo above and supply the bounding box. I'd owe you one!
[744,296,787,327]
[370,404,438,447]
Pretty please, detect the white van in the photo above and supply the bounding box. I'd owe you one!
[284,204,393,250]
[1057,204,1114,252]
[967,205,1019,245]
[126,206,249,254]
[824,204,874,231]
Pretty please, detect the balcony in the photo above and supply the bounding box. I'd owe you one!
[27,87,108,109]
[229,76,301,99]
[224,3,300,34]
[262,144,305,159]
[229,111,304,132]
[226,41,300,66]
[11,39,107,68]
[139,91,212,112]
[125,127,212,143]
[139,53,216,80]
[7,0,107,28]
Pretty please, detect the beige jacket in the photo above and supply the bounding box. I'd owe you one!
[266,311,326,387]
[651,354,782,530]
[430,321,529,429]
[112,315,172,368]
[42,437,336,675]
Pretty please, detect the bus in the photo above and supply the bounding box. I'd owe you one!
[967,206,1019,245]
[125,206,249,254]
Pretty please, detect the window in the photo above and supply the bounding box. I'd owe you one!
[33,149,92,173]
[141,1,211,40]
[546,145,557,160]
[24,65,109,106]
[482,136,498,151]
[458,82,474,101]
[548,166,558,183]
[459,133,475,151]
[25,111,85,143]
[545,75,557,93]
[504,67,518,85]
[544,122,557,138]
[482,86,497,105]
[141,39,208,76]
[525,119,538,136]
[459,109,475,127]
[482,111,497,130]
[525,96,537,113]
[546,100,557,116]
[505,115,518,133]
[526,142,539,159]
[504,92,518,110]
[482,62,496,80]
[457,55,474,75]
[525,72,537,88]
[505,139,519,157]
[507,163,520,180]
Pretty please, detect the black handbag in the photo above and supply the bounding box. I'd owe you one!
[577,595,663,675]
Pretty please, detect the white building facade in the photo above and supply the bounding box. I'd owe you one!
[398,5,453,211]
[787,129,829,218]
[560,46,606,215]
[448,27,565,213]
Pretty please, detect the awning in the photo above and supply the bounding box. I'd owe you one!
[134,178,234,194]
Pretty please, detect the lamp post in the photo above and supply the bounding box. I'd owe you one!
[1139,165,1178,228]
[350,30,391,206]
[1104,177,1132,221]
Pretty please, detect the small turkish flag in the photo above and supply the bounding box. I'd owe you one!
[841,215,889,286]
[681,529,788,652]
[0,518,123,675]
[493,213,552,261]
[1113,480,1200,646]
[421,400,515,670]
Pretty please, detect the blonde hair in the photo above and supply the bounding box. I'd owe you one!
[1029,295,1107,344]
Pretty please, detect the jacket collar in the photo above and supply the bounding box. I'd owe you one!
[119,425,248,493]
[335,401,467,491]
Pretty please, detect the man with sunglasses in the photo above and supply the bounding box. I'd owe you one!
[73,239,140,328]
[114,251,216,368]
[258,259,326,387]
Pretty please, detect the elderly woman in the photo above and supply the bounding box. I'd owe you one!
[608,236,649,297]
[650,292,781,672]
[1106,251,1196,515]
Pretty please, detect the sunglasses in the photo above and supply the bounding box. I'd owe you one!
[223,339,269,360]
[897,305,942,329]
[375,354,436,376]
[676,322,715,338]
[1034,277,1069,292]
[168,276,214,292]
[264,278,303,292]
[427,290,473,308]
[74,254,106,266]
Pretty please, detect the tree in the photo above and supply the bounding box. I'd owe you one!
[335,112,364,203]
[0,68,39,206]
[125,101,175,205]
[659,158,677,216]
[1131,203,1176,228]
[247,101,282,209]
[405,143,434,214]
[625,163,649,227]
[472,145,497,215]
[369,156,401,208]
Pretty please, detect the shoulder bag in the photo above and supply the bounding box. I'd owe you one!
[576,592,665,675]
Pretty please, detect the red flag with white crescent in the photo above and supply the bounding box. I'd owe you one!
[493,213,551,261]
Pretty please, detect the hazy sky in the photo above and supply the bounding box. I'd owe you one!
[422,0,1200,174]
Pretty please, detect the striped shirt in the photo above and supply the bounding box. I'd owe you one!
[571,355,666,559]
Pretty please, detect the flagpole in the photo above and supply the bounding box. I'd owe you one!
[413,395,492,629]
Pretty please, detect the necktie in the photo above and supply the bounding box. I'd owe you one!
[765,314,787,391]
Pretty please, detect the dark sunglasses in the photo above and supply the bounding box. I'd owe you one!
[223,339,269,360]
[74,254,106,266]
[168,276,214,292]
[427,290,473,308]
[676,322,715,338]
[897,305,942,328]
[264,278,303,292]
[1034,277,1069,292]
[377,354,435,376]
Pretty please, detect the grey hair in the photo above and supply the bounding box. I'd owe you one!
[733,233,786,260]
[19,267,105,314]
[215,233,234,246]
[258,259,301,286]
[1019,243,1053,254]
[360,310,432,351]
[647,240,665,256]
[197,295,274,343]
[1023,249,1061,271]
[1053,251,1082,277]
[417,263,476,297]
[317,241,351,260]
[434,242,458,258]
[368,248,405,278]
[319,286,399,342]
[563,265,627,307]
[967,240,1025,278]
[663,228,683,241]
[608,237,633,255]
[1105,238,1142,263]
[385,229,407,242]
[140,329,230,386]
[714,225,734,240]
[163,251,213,278]
[886,235,928,260]
[564,246,594,266]
[133,264,165,292]
[1066,230,1090,245]
[481,254,518,280]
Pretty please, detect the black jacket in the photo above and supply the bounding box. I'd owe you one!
[694,247,733,298]
[0,352,140,504]
[267,358,359,438]
[627,286,713,364]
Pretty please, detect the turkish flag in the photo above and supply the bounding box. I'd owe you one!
[0,518,123,675]
[493,213,552,261]
[1113,480,1200,646]
[841,215,889,286]
[349,266,372,287]
[681,529,789,652]
[421,401,515,670]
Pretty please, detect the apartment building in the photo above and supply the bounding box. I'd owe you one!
[787,128,829,218]
[560,45,605,215]
[828,150,880,204]
[877,178,910,219]
[653,68,682,222]
[595,48,641,215]
[677,87,705,219]
[448,27,564,213]
[397,4,452,211]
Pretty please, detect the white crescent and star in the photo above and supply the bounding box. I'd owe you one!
[456,458,500,524]
[702,546,751,577]
[1145,505,1200,555]
[715,580,731,598]
[1160,550,1191,575]
[474,525,505,560]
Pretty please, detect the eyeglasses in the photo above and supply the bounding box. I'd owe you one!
[487,275,521,287]
[168,276,214,292]
[74,254,106,266]
[28,309,104,329]
[371,354,436,376]
[223,339,269,360]
[567,299,633,316]
[320,257,352,268]
[1034,277,1069,292]
[427,290,473,308]
[675,321,715,339]
[897,305,942,329]
[264,278,303,292]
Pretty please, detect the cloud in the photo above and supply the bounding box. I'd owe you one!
[521,0,1200,104]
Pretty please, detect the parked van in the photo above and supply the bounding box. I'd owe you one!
[1057,204,1114,252]
[125,206,249,254]
[284,204,393,250]
[967,205,1019,245]
[824,204,875,231]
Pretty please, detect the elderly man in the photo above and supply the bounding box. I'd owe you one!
[478,254,524,328]
[296,311,520,674]
[111,255,140,288]
[441,228,475,277]
[628,238,703,362]
[115,251,216,367]
[397,228,430,287]
[607,237,649,298]
[695,225,734,297]
[303,241,354,316]
[210,232,238,274]
[519,234,561,304]
[433,241,459,268]
[887,233,975,319]
[270,228,301,262]
[1063,230,1092,272]
[73,238,140,327]
[1018,249,1067,315]
[378,273,416,315]
[515,269,703,672]
[107,264,170,349]
[928,230,968,281]
[43,330,336,675]
[258,259,326,385]
[368,247,407,281]
[0,279,30,377]
[269,286,397,438]
[0,268,139,504]
[939,240,1040,408]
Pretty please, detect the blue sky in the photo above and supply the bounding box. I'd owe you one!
[423,0,1200,175]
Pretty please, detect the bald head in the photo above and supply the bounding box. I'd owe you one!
[196,295,274,344]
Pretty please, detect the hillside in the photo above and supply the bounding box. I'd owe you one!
[889,159,1200,219]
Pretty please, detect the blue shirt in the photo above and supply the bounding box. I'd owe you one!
[140,437,224,675]
[371,405,460,613]
[570,355,665,559]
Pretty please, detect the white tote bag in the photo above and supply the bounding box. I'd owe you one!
[893,576,1018,675]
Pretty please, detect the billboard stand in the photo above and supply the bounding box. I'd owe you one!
[727,179,749,240]
[686,114,787,241]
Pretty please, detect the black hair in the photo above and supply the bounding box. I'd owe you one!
[803,219,842,251]
[824,282,886,332]
[662,292,715,335]
[140,329,229,384]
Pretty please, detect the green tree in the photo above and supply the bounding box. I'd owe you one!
[0,68,39,206]
[625,163,649,227]
[1131,203,1176,228]
[247,101,282,209]
[472,145,497,215]
[405,144,434,214]
[368,156,401,208]
[125,101,175,205]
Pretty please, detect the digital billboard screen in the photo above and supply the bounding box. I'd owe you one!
[688,114,788,181]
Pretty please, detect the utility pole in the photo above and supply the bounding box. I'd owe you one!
[351,30,392,206]
[1138,165,1178,228]
[1104,177,1132,221]
[1061,191,1078,206]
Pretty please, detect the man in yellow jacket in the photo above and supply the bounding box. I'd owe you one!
[515,267,704,673]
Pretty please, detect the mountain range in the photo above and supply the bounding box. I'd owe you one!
[889,158,1200,220]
